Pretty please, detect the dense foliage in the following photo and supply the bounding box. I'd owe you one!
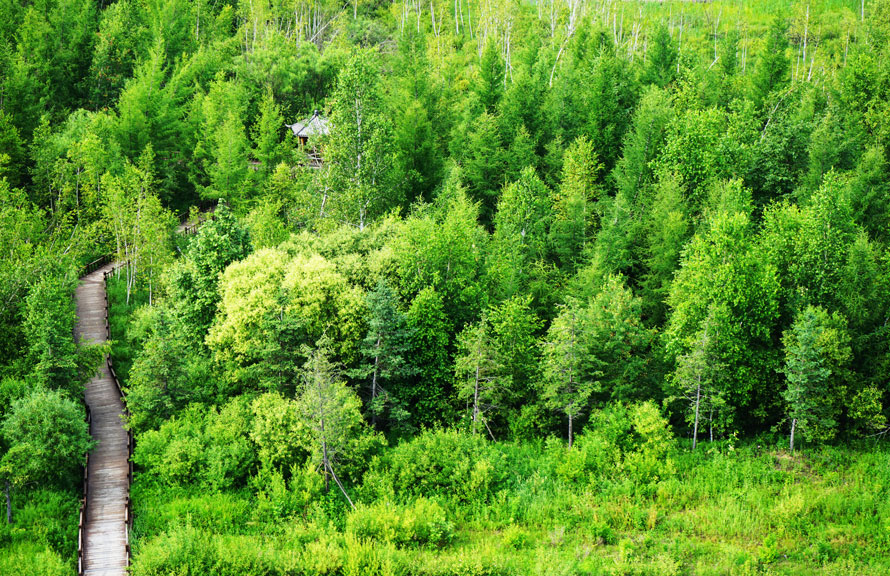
[3,0,890,572]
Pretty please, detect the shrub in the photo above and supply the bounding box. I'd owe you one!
[363,429,507,503]
[134,398,256,489]
[347,498,454,547]
[548,401,676,486]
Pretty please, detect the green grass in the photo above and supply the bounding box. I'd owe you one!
[129,440,890,575]
[0,489,80,576]
[106,273,149,382]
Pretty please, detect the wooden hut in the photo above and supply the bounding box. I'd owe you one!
[286,110,329,167]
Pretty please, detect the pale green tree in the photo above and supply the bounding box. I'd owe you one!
[454,317,509,439]
[540,299,597,447]
[324,49,397,230]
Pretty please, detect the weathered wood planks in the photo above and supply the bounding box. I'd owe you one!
[75,266,129,576]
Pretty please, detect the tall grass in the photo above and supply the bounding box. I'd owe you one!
[130,437,890,575]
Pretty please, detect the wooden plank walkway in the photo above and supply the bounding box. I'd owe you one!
[75,264,129,576]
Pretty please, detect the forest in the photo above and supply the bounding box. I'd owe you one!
[2,0,890,572]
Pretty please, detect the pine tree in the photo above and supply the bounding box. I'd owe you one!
[251,88,287,179]
[549,135,600,269]
[540,299,597,447]
[751,18,790,108]
[352,281,415,428]
[782,306,852,450]
[477,40,504,114]
[455,317,509,439]
[645,23,676,87]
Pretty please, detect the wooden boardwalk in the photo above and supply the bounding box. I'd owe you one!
[75,264,129,576]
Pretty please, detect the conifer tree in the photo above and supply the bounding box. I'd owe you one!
[540,299,597,447]
[782,306,852,450]
[455,317,509,439]
[352,280,415,427]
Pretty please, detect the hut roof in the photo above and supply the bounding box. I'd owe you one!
[287,110,329,139]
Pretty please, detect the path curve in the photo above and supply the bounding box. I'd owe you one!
[75,264,129,576]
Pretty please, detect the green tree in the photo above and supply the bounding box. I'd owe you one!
[250,392,305,475]
[88,0,148,109]
[612,86,673,203]
[115,40,189,201]
[487,295,542,413]
[209,111,251,201]
[751,18,790,108]
[324,49,397,230]
[0,112,26,188]
[297,341,371,508]
[1,389,93,521]
[395,176,488,328]
[390,30,443,204]
[720,28,740,78]
[401,287,452,428]
[673,309,725,449]
[782,306,852,450]
[504,125,537,184]
[641,173,690,324]
[665,211,780,431]
[168,201,250,342]
[644,23,676,87]
[102,151,175,304]
[454,317,509,439]
[488,167,551,300]
[579,50,638,173]
[191,75,251,203]
[208,250,366,393]
[656,106,754,209]
[251,88,288,180]
[540,299,596,447]
[476,40,504,114]
[126,304,207,433]
[586,275,653,403]
[206,248,290,393]
[352,280,415,428]
[0,183,47,363]
[549,135,601,269]
[461,111,505,224]
[24,263,100,394]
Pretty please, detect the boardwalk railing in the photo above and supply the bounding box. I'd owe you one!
[82,254,113,276]
[77,405,91,575]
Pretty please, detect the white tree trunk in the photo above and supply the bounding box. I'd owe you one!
[790,418,797,452]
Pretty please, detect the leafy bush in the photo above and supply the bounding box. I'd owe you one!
[362,429,508,503]
[0,543,69,576]
[133,398,256,489]
[548,401,676,486]
[347,498,454,547]
[252,464,324,522]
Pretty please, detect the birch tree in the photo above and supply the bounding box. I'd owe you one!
[324,49,397,230]
[102,148,174,304]
[674,310,724,449]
